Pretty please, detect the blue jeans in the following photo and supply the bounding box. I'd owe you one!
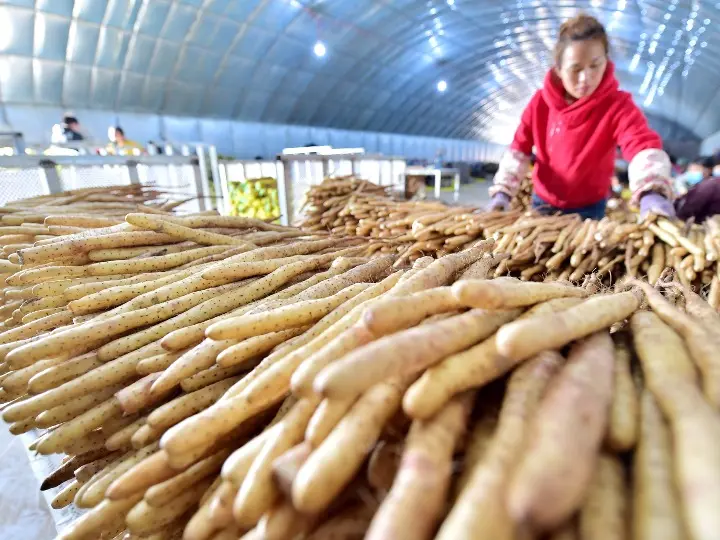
[531,193,607,220]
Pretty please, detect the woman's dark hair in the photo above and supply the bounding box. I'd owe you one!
[695,156,716,170]
[115,127,125,136]
[63,115,79,125]
[555,14,610,66]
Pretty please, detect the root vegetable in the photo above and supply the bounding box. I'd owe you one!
[315,308,520,400]
[206,283,369,341]
[233,397,319,527]
[452,279,586,309]
[630,280,718,407]
[221,425,281,486]
[495,291,641,362]
[144,449,230,507]
[147,377,239,432]
[579,453,628,540]
[390,242,492,296]
[366,393,473,540]
[125,479,211,536]
[292,377,408,513]
[36,397,123,455]
[508,332,615,531]
[216,328,307,368]
[652,380,720,540]
[27,351,102,394]
[436,350,564,540]
[606,333,639,452]
[630,310,698,391]
[633,389,686,540]
[360,286,462,336]
[272,442,313,496]
[305,397,356,446]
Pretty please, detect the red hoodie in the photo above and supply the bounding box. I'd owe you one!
[511,61,663,209]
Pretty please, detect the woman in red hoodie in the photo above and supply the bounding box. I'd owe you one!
[490,14,675,219]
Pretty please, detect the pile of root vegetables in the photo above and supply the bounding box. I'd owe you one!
[490,213,720,300]
[297,178,720,305]
[298,176,391,233]
[510,174,533,212]
[0,185,199,267]
[0,187,719,540]
[298,184,486,265]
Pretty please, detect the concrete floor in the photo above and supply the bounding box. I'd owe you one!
[426,180,493,207]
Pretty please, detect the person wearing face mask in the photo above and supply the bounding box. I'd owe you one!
[675,157,720,222]
[675,156,713,196]
[489,14,674,219]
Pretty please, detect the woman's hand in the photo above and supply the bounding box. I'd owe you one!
[488,192,511,211]
[639,192,675,219]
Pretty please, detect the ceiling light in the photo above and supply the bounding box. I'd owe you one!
[447,0,455,5]
[437,80,448,92]
[313,41,326,57]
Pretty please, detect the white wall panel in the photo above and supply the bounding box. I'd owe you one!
[232,122,264,159]
[73,107,118,142]
[285,124,311,148]
[5,104,64,145]
[4,105,496,163]
[261,123,287,158]
[199,118,233,156]
[162,115,201,143]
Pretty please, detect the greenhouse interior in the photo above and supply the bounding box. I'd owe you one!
[1,1,720,539]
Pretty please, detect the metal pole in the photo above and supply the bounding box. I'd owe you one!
[218,162,232,216]
[276,161,290,226]
[13,132,26,155]
[39,159,63,194]
[126,160,141,185]
[434,169,441,199]
[208,145,221,211]
[195,147,210,210]
[454,172,460,202]
[191,157,208,211]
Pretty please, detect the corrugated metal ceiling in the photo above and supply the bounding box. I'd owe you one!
[0,0,714,142]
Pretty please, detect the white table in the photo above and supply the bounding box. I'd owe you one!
[403,166,461,201]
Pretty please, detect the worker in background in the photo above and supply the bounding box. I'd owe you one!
[675,158,720,222]
[61,115,85,142]
[107,126,143,156]
[50,114,85,145]
[489,14,674,219]
[674,156,714,196]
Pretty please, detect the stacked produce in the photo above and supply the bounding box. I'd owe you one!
[509,174,533,212]
[227,178,281,221]
[490,213,720,296]
[298,180,480,264]
[0,186,719,540]
[298,176,393,232]
[298,178,720,303]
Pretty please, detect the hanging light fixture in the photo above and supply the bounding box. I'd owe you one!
[313,41,326,57]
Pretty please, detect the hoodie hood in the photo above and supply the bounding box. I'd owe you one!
[541,60,619,114]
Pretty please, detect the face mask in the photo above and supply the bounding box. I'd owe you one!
[685,170,704,186]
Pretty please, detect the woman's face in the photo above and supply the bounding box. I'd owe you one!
[557,40,608,100]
